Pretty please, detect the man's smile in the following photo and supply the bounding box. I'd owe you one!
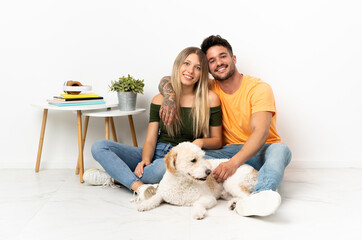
[216,65,228,73]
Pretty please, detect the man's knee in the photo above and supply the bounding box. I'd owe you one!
[268,143,292,166]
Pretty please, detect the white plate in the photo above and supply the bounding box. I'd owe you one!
[63,85,92,91]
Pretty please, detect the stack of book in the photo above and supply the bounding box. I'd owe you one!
[47,93,105,106]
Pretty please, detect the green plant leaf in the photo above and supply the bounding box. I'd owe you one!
[108,74,145,94]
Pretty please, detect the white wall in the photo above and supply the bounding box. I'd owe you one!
[1,0,361,169]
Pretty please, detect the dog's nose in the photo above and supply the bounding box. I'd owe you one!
[205,169,211,176]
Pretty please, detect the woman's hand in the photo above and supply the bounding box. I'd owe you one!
[192,139,204,148]
[134,160,151,178]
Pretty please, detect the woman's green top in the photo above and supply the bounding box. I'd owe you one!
[149,103,222,146]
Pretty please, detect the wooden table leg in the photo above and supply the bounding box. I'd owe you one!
[76,116,89,174]
[76,110,84,183]
[35,109,48,172]
[110,117,118,142]
[105,117,110,140]
[128,115,138,147]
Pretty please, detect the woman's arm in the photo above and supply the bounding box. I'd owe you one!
[134,95,164,178]
[193,125,222,149]
[134,122,159,178]
[192,90,222,150]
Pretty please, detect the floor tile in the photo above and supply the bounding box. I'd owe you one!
[1,168,362,240]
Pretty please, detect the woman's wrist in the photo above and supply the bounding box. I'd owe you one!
[192,139,204,148]
[142,159,151,165]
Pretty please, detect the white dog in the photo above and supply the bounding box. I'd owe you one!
[137,142,258,219]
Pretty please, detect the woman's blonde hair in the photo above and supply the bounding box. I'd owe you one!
[166,47,210,138]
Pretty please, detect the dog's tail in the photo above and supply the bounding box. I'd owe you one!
[137,192,164,212]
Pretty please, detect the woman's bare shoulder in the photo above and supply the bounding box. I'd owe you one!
[152,94,164,105]
[208,90,220,107]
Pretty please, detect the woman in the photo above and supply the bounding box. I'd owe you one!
[84,47,222,201]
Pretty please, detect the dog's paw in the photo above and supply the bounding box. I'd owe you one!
[137,203,151,212]
[191,207,206,220]
[137,206,146,212]
[227,198,240,211]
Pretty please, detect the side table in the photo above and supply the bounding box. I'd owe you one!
[31,102,118,182]
[81,108,146,147]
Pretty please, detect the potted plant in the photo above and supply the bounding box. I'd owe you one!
[109,74,145,111]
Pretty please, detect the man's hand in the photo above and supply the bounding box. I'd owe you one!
[213,160,238,182]
[134,160,151,178]
[158,76,177,125]
[160,96,176,126]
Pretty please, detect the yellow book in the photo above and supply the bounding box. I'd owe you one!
[60,93,99,99]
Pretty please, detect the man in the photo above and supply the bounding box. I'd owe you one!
[159,35,291,217]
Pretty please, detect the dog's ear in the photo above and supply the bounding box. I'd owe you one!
[164,149,177,174]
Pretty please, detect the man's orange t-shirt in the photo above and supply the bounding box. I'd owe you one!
[211,74,281,146]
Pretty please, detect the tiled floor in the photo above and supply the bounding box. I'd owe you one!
[1,167,362,240]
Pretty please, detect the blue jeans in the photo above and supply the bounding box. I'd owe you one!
[204,143,292,193]
[91,140,173,190]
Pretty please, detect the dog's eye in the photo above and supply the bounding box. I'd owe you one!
[191,159,197,163]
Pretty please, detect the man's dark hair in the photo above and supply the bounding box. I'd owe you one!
[200,35,233,56]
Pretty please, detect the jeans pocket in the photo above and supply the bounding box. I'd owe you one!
[161,143,173,157]
[154,142,173,159]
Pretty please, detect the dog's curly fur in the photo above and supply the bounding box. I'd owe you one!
[137,142,258,219]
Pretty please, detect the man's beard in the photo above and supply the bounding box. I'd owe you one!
[211,64,236,81]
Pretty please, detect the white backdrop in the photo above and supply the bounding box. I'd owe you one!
[1,0,361,169]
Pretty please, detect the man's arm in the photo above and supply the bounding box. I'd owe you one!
[213,111,272,182]
[158,76,176,125]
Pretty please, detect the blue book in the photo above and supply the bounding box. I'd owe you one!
[48,101,106,107]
